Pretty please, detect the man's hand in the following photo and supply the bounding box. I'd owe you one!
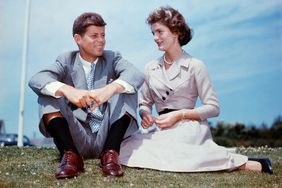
[56,82,125,112]
[88,82,125,112]
[56,85,93,108]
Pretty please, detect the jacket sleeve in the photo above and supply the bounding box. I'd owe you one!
[110,51,144,92]
[28,54,67,96]
[193,60,220,120]
[138,64,155,115]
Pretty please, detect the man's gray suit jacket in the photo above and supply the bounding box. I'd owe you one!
[29,50,144,158]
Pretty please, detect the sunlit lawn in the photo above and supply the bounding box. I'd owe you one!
[0,146,281,188]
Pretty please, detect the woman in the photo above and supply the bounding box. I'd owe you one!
[119,6,272,173]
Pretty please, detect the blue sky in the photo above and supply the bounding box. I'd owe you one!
[0,0,281,139]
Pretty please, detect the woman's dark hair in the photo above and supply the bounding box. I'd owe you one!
[72,12,107,36]
[146,6,192,46]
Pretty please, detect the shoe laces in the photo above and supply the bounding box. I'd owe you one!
[62,151,74,164]
[103,150,119,164]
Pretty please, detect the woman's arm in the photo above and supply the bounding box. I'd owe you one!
[193,61,220,120]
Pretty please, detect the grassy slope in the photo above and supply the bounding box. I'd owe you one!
[0,146,281,188]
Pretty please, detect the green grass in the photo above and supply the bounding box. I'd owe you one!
[0,146,281,188]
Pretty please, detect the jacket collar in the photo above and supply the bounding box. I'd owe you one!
[178,51,192,68]
[150,51,192,81]
[148,51,192,91]
[151,51,191,69]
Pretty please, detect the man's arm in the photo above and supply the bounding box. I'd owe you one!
[106,51,144,92]
[28,53,71,96]
[86,82,125,111]
[55,84,92,109]
[41,82,66,98]
[113,79,134,94]
[45,81,125,111]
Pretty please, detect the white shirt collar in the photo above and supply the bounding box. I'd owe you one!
[79,54,98,68]
[79,54,99,77]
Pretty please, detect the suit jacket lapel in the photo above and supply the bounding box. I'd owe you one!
[169,52,192,89]
[93,57,108,89]
[166,63,181,81]
[166,52,192,81]
[150,52,192,90]
[71,53,88,90]
[150,62,173,89]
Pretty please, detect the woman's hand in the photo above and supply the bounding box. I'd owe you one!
[155,109,202,129]
[141,111,156,129]
[155,111,181,129]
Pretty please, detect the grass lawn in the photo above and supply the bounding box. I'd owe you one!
[0,146,281,188]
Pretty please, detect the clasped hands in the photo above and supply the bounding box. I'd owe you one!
[141,111,180,129]
[58,85,114,112]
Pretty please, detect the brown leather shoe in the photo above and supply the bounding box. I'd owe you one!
[101,150,123,177]
[55,151,84,179]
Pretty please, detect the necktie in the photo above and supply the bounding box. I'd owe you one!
[87,63,104,133]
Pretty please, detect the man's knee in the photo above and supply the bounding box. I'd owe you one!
[43,111,64,126]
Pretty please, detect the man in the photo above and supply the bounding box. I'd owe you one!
[29,12,144,179]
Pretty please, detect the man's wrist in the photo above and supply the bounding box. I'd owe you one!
[56,85,71,96]
[108,82,125,94]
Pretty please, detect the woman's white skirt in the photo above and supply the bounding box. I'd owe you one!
[119,120,247,172]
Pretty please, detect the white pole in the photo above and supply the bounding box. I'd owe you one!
[17,0,31,147]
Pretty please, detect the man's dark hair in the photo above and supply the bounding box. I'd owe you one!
[73,12,107,36]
